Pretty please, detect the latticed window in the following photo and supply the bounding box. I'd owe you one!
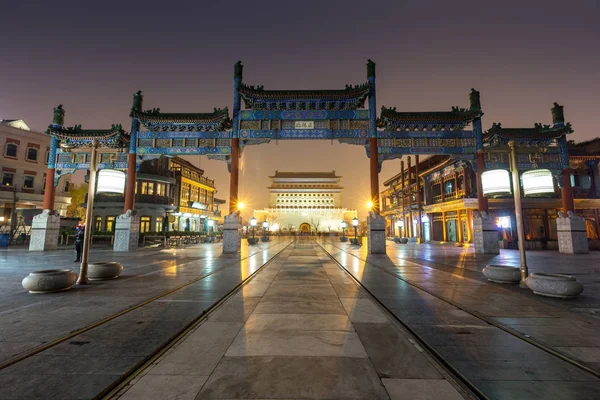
[140,216,151,233]
[141,181,154,195]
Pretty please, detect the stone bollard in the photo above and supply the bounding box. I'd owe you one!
[223,212,242,254]
[473,211,500,255]
[114,210,140,252]
[29,210,60,251]
[367,211,386,254]
[557,211,589,254]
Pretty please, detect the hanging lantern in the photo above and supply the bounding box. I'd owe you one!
[97,169,126,194]
[481,169,511,197]
[522,169,554,197]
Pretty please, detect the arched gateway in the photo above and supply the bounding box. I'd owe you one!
[34,61,579,263]
[299,223,311,235]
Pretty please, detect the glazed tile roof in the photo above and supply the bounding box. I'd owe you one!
[484,122,573,146]
[239,83,371,110]
[378,106,481,129]
[270,171,340,179]
[46,124,129,148]
[131,108,231,130]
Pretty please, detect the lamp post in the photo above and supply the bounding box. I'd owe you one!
[262,220,268,242]
[396,219,404,237]
[509,140,528,287]
[341,221,347,242]
[77,139,99,285]
[250,217,257,240]
[352,217,359,240]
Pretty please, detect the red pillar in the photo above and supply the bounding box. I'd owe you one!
[123,153,136,212]
[476,151,489,212]
[561,168,575,212]
[416,154,422,240]
[369,138,380,212]
[229,138,240,214]
[42,169,56,211]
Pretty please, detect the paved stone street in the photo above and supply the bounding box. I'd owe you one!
[0,239,292,399]
[1,239,600,399]
[115,240,467,400]
[320,239,600,399]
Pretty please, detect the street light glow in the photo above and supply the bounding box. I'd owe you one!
[237,202,245,210]
[367,201,374,209]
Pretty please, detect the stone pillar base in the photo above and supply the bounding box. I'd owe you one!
[223,212,242,254]
[113,210,139,252]
[557,211,589,254]
[367,211,386,254]
[29,210,60,251]
[473,211,500,255]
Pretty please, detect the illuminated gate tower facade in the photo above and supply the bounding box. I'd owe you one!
[254,171,357,234]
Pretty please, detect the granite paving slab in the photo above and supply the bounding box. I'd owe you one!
[196,356,389,400]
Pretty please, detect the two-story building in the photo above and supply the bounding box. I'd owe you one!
[380,140,600,248]
[92,155,222,234]
[0,119,71,227]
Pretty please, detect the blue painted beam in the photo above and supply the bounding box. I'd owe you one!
[378,130,475,139]
[239,129,367,139]
[137,146,232,155]
[378,146,477,155]
[239,110,369,121]
[55,162,128,170]
[138,131,231,139]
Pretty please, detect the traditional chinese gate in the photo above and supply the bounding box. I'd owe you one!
[37,60,579,257]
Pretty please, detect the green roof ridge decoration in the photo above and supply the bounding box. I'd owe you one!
[484,121,573,147]
[131,107,232,130]
[238,81,371,110]
[46,123,129,148]
[377,89,482,130]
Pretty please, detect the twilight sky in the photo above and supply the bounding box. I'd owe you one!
[1,0,599,218]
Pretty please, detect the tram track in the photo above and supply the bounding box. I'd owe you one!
[317,241,600,384]
[0,239,293,382]
[101,240,296,399]
[316,241,488,400]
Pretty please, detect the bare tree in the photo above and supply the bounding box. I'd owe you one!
[310,218,321,234]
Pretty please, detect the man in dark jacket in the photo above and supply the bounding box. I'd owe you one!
[74,225,84,262]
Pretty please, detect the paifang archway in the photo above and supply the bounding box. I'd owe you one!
[38,60,577,256]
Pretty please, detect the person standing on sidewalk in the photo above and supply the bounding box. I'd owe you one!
[74,225,84,262]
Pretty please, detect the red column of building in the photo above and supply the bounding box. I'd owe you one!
[123,153,136,212]
[476,151,489,212]
[42,169,56,211]
[229,138,240,214]
[561,168,575,212]
[369,138,380,212]
[415,155,422,240]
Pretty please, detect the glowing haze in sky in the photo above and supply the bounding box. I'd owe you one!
[1,0,598,218]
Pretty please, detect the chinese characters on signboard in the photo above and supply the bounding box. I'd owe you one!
[294,121,314,129]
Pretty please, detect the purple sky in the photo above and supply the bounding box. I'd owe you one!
[2,0,599,217]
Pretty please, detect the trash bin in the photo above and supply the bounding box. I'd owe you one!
[0,233,9,247]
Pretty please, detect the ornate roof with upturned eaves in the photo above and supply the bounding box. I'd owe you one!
[484,122,573,147]
[46,124,129,148]
[377,106,481,131]
[131,107,231,131]
[239,83,371,111]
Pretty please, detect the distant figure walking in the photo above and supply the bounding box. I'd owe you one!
[74,225,84,262]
